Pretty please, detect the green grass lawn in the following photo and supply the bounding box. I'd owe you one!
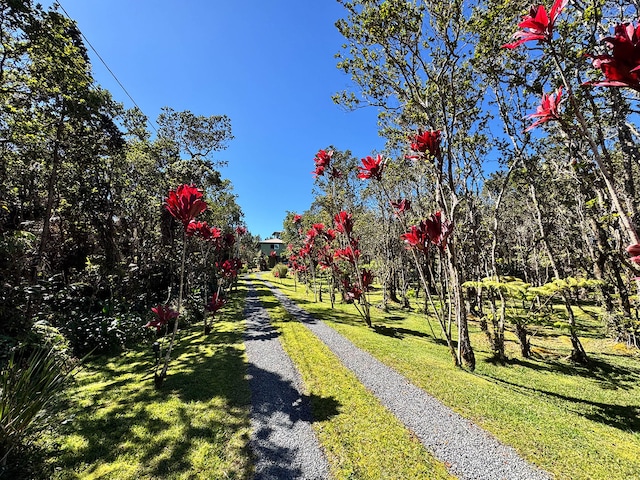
[261,272,640,480]
[38,284,252,480]
[29,273,640,480]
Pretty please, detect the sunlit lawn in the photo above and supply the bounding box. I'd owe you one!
[33,272,640,480]
[39,284,252,480]
[261,272,640,480]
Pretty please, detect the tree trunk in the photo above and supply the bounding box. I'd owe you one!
[38,102,66,269]
[449,248,475,370]
[530,184,588,364]
[515,323,531,358]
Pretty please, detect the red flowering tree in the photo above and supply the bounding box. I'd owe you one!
[304,148,363,305]
[502,1,639,248]
[146,305,179,333]
[156,184,208,384]
[205,292,225,319]
[333,210,372,326]
[499,0,640,362]
[189,221,244,334]
[296,223,330,303]
[399,212,460,359]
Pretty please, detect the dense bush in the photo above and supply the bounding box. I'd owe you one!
[61,312,150,356]
[271,263,288,278]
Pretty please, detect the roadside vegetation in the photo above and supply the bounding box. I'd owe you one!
[26,285,251,480]
[260,272,640,480]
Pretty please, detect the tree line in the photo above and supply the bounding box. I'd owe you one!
[282,0,640,369]
[0,0,254,359]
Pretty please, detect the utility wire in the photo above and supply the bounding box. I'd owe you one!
[54,0,159,135]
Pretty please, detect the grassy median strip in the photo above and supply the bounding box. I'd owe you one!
[251,276,453,480]
[264,273,640,480]
[41,284,252,480]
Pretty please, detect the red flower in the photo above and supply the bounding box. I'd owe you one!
[334,211,354,235]
[235,226,247,236]
[402,211,453,251]
[304,224,324,245]
[312,149,333,177]
[357,154,385,181]
[586,23,640,91]
[627,243,640,256]
[165,184,208,228]
[390,198,410,216]
[218,259,238,278]
[293,214,302,224]
[205,293,225,314]
[502,0,568,49]
[361,269,374,289]
[324,228,338,243]
[401,223,429,251]
[334,246,360,264]
[342,280,363,302]
[299,244,311,257]
[627,243,640,264]
[146,305,179,332]
[186,220,212,239]
[208,226,223,251]
[526,87,563,132]
[224,233,236,249]
[408,129,441,160]
[424,211,453,250]
[317,244,334,269]
[269,250,277,258]
[210,226,222,239]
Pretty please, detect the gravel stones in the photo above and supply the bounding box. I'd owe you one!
[244,282,330,480]
[264,280,551,480]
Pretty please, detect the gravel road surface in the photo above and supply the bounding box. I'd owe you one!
[263,279,551,480]
[244,282,330,480]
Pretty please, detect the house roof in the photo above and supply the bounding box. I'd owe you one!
[259,238,284,244]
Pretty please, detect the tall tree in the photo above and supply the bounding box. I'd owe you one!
[335,0,492,368]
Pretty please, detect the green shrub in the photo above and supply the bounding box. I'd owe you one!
[271,263,288,278]
[60,312,150,356]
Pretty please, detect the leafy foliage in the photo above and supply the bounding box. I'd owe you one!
[0,345,74,468]
[271,263,289,278]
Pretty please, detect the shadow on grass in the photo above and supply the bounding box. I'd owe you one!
[50,308,253,479]
[482,352,640,393]
[257,276,453,348]
[478,373,640,433]
[373,324,441,342]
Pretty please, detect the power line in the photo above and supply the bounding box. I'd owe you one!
[54,0,159,135]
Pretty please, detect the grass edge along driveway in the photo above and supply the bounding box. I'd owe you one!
[251,275,453,480]
[261,272,640,480]
[42,282,253,480]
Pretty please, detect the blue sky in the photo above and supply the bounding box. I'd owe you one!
[42,0,385,240]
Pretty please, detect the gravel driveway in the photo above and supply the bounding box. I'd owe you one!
[251,277,551,480]
[244,281,330,480]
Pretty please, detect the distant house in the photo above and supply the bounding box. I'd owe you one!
[258,237,285,269]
